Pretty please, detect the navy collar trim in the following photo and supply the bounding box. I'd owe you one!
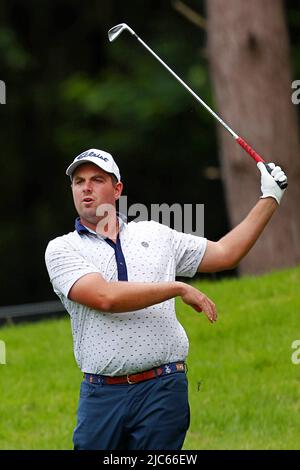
[75,213,127,236]
[75,218,90,234]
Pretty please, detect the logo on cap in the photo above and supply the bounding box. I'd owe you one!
[77,150,109,163]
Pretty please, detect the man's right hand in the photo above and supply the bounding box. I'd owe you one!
[179,282,217,323]
[68,272,217,321]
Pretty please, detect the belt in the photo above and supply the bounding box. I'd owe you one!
[84,361,186,385]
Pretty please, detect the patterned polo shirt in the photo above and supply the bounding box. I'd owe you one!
[45,217,207,376]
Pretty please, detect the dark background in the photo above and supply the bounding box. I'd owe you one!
[0,0,299,305]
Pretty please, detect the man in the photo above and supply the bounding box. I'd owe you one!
[45,148,287,450]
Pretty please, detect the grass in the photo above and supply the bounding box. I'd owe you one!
[0,266,300,449]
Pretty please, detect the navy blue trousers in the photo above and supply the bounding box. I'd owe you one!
[73,372,190,450]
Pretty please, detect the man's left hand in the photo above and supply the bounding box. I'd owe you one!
[257,162,288,205]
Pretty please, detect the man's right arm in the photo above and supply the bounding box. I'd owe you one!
[68,273,217,323]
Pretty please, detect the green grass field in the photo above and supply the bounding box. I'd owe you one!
[0,266,300,449]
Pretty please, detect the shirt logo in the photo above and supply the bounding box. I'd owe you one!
[141,241,149,248]
[164,365,172,374]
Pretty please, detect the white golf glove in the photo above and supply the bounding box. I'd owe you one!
[257,162,287,205]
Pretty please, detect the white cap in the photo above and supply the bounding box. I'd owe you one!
[66,148,121,182]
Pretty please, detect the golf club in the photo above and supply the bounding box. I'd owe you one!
[108,23,287,189]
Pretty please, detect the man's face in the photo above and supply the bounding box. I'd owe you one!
[71,163,123,227]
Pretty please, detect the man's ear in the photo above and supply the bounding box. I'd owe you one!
[115,181,123,200]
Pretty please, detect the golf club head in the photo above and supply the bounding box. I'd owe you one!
[108,23,136,42]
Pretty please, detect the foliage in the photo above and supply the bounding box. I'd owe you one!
[0,0,299,304]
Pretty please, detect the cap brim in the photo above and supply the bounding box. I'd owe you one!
[66,158,120,181]
[66,160,88,176]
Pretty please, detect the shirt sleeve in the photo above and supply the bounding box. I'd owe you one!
[45,237,100,298]
[171,228,207,277]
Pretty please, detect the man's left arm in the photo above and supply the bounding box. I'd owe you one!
[198,162,287,273]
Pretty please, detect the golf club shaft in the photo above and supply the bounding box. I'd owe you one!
[109,23,287,188]
[136,35,238,139]
[134,33,266,164]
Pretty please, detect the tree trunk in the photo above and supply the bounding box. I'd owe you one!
[206,0,300,274]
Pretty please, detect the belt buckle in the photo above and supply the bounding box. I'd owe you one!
[126,374,136,385]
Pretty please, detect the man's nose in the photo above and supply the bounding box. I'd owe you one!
[82,181,92,192]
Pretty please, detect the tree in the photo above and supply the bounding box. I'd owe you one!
[206,0,300,274]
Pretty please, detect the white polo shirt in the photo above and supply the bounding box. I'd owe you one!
[45,218,207,376]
